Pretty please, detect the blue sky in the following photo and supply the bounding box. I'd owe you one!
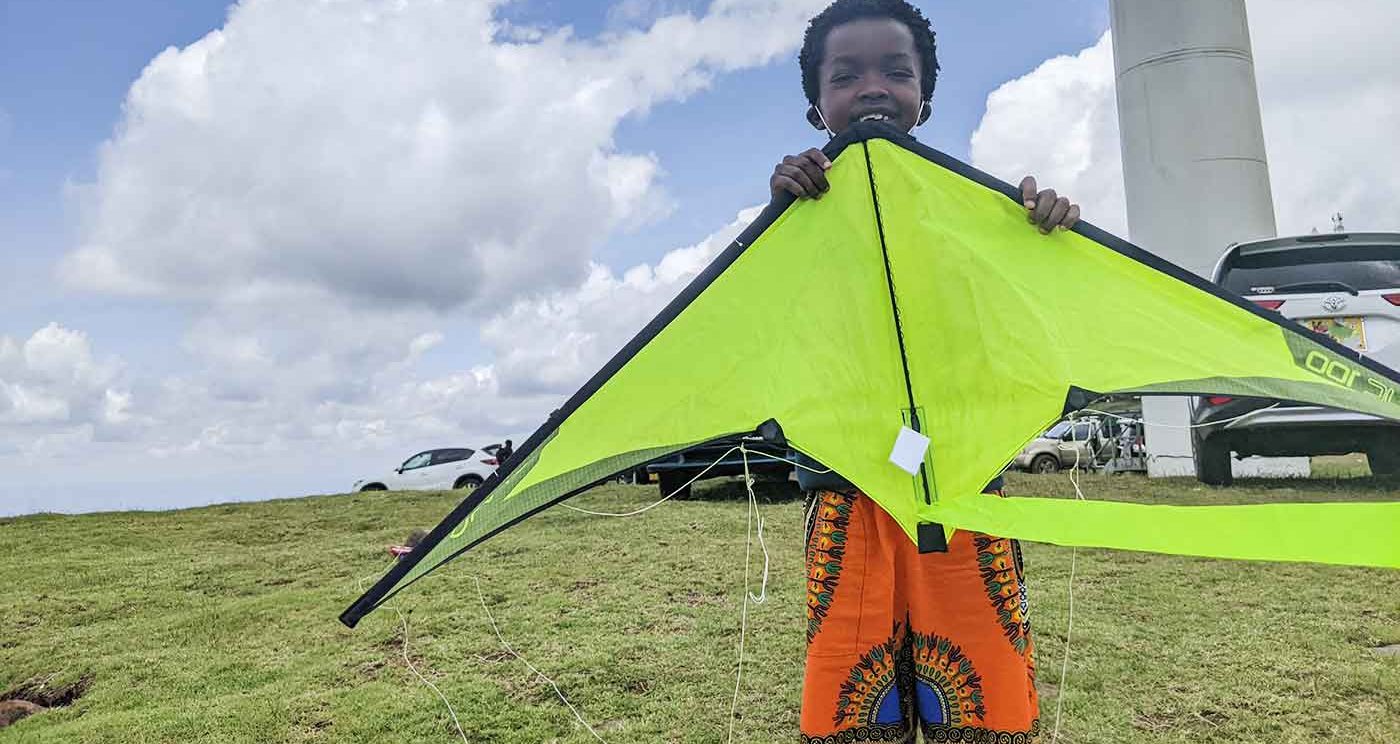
[0,0,1159,515]
[2,1,239,374]
[3,0,1106,318]
[2,0,1392,515]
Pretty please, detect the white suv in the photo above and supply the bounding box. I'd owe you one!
[1191,232,1400,485]
[353,447,497,492]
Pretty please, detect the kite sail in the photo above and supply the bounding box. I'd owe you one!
[341,123,1400,628]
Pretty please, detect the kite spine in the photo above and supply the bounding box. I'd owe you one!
[862,141,935,506]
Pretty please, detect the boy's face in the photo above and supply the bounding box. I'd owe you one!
[813,18,923,135]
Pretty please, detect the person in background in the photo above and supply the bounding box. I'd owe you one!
[494,439,514,472]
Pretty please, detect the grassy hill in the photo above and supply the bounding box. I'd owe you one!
[3,471,1398,742]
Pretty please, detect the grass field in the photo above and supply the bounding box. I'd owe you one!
[3,467,1399,742]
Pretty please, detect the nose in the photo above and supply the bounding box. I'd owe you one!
[856,84,891,102]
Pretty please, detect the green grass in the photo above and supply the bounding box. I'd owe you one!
[3,472,1398,742]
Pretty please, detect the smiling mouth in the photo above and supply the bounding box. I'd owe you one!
[856,112,896,123]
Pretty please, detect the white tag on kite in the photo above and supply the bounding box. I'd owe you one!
[889,426,931,475]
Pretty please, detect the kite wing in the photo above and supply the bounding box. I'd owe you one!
[342,124,1400,628]
[861,134,1400,567]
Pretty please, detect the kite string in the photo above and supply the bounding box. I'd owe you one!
[1049,417,1094,744]
[474,576,609,743]
[1050,546,1078,744]
[1047,400,1275,739]
[561,446,830,518]
[727,443,771,744]
[741,445,771,607]
[560,446,739,517]
[397,607,470,744]
[1080,403,1279,430]
[355,561,470,744]
[364,442,793,742]
[553,440,776,740]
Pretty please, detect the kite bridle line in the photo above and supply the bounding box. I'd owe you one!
[563,440,786,742]
[727,442,772,744]
[559,446,742,518]
[354,560,471,744]
[471,440,803,740]
[1081,403,1281,429]
[558,443,832,519]
[1046,401,1279,741]
[1048,413,1095,744]
[356,551,608,742]
[473,576,609,743]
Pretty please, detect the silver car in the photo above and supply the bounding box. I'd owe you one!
[1014,418,1118,474]
[1191,232,1400,485]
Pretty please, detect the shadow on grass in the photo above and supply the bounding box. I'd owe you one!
[687,477,804,503]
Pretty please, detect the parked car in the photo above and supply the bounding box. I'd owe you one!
[645,436,794,499]
[1013,418,1120,474]
[353,447,497,492]
[1192,232,1400,485]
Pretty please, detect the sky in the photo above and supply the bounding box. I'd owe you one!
[1,0,1397,516]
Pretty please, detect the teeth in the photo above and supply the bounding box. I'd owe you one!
[860,114,890,122]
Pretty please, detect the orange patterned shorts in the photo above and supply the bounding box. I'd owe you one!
[801,490,1039,743]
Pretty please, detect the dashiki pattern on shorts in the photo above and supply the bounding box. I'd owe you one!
[800,489,1040,743]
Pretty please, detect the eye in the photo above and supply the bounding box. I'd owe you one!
[829,71,856,85]
[887,68,915,80]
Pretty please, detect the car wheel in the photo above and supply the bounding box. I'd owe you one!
[659,471,693,500]
[1367,441,1400,476]
[1029,454,1059,475]
[1194,436,1234,486]
[454,475,484,491]
[359,483,387,492]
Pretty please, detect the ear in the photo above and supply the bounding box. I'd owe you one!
[917,100,932,125]
[806,105,826,131]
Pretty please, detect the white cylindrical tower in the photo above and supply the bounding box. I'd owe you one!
[1110,0,1308,478]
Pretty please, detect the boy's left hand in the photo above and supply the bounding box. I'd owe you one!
[1020,176,1080,235]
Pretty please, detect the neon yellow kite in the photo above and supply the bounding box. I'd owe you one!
[342,124,1400,628]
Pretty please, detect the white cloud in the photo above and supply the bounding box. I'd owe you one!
[17,0,822,506]
[0,324,133,440]
[483,204,763,396]
[136,202,764,462]
[62,0,825,312]
[969,32,1125,235]
[11,0,811,487]
[2,198,767,487]
[969,0,1400,241]
[20,323,115,387]
[0,381,71,424]
[1248,0,1400,235]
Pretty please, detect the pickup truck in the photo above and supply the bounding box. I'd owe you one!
[643,437,794,499]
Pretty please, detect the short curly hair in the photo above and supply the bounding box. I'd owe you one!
[798,0,939,107]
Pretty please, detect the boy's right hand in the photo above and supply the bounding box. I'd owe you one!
[770,148,832,201]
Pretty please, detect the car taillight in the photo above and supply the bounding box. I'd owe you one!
[1206,396,1233,406]
[481,457,498,466]
[1251,299,1284,311]
[1383,293,1400,306]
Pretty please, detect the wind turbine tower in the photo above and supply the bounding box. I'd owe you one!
[1110,0,1309,478]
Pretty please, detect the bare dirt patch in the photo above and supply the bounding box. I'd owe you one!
[0,673,92,728]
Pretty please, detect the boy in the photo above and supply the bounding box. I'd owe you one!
[773,2,1079,741]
